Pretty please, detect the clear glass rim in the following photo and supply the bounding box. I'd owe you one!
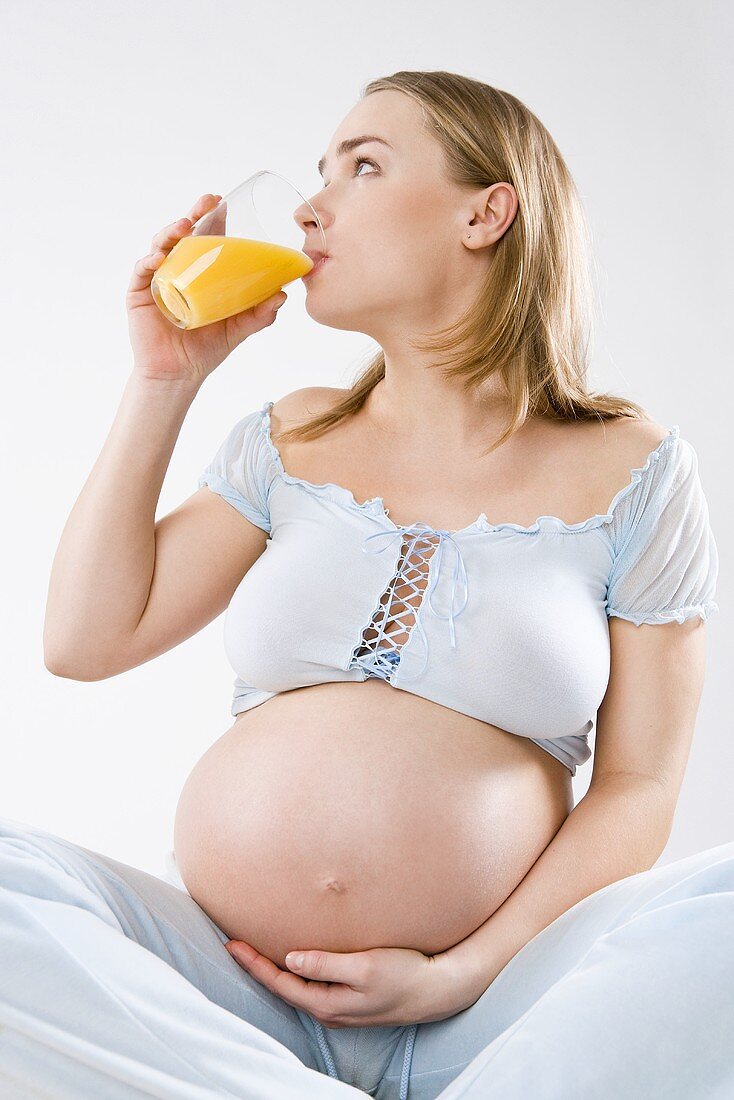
[218,168,326,255]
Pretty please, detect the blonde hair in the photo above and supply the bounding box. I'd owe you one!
[277,69,649,458]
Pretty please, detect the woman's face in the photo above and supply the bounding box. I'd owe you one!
[297,89,494,343]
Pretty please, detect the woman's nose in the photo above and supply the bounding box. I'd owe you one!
[294,197,329,239]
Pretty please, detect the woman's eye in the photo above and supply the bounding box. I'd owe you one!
[352,156,378,177]
[319,157,378,190]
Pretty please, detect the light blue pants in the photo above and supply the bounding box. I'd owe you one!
[1,813,733,1099]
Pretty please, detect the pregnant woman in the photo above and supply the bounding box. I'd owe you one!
[3,71,732,1100]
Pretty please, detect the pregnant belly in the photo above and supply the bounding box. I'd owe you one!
[173,679,573,969]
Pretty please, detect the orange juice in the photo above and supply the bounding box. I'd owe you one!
[151,236,314,330]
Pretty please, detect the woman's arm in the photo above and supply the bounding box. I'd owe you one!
[43,372,202,675]
[444,774,672,988]
[445,614,707,989]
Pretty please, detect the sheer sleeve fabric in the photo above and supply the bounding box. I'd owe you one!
[198,407,275,534]
[605,433,720,626]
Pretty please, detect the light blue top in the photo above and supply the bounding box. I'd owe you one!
[198,400,720,776]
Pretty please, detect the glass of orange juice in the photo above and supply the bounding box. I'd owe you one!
[150,170,326,330]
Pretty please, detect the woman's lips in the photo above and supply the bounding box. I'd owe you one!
[303,256,330,279]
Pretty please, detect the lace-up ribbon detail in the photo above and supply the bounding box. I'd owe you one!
[354,521,470,683]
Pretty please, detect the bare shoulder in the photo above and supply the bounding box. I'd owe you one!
[543,413,671,464]
[593,415,672,464]
[538,414,672,515]
[270,386,347,434]
[269,389,349,444]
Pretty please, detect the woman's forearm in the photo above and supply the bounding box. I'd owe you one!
[445,775,674,988]
[43,370,202,677]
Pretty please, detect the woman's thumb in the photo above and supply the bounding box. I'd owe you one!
[259,291,288,319]
[231,291,288,344]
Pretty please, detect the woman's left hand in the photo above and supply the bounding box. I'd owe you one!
[224,939,487,1028]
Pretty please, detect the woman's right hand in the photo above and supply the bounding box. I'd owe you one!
[127,193,288,385]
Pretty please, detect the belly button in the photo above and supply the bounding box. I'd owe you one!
[323,878,346,894]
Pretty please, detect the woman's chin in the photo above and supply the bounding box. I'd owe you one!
[303,295,365,331]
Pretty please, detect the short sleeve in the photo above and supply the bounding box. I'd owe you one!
[198,405,275,534]
[605,430,720,626]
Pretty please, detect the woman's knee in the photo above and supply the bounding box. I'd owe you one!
[0,817,122,926]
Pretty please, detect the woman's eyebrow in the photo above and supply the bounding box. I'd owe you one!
[318,135,393,178]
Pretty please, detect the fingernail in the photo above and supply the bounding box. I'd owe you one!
[286,952,304,969]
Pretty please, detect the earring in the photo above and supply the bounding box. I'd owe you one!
[467,233,471,238]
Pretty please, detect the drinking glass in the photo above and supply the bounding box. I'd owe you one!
[150,170,326,330]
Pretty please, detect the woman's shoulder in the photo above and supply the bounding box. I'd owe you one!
[269,386,347,435]
[552,412,670,457]
[607,414,687,480]
[593,414,675,477]
[598,414,672,451]
[531,413,673,521]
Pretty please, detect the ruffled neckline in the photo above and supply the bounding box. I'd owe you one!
[259,400,680,536]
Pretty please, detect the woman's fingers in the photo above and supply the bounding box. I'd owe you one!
[131,250,165,279]
[130,194,222,294]
[184,192,222,224]
[148,215,191,254]
[149,194,221,254]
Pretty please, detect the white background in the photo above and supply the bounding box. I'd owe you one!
[1,0,731,878]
